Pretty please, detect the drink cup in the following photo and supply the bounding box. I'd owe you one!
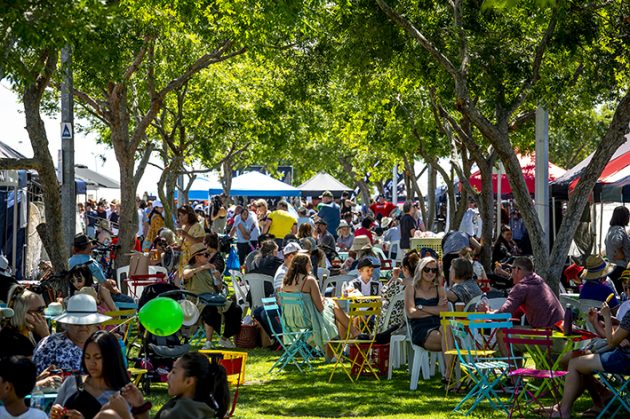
[455,302,465,312]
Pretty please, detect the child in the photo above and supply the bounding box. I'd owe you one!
[116,352,229,419]
[0,356,48,418]
[69,264,116,312]
[348,258,382,296]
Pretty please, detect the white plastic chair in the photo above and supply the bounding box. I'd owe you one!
[404,314,445,390]
[384,291,408,379]
[321,274,354,298]
[116,266,129,291]
[230,271,250,314]
[387,240,401,265]
[244,273,274,309]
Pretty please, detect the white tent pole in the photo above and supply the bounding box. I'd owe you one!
[597,200,604,253]
[535,106,550,251]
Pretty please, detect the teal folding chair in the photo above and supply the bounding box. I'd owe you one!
[261,296,313,373]
[595,372,629,419]
[451,312,513,416]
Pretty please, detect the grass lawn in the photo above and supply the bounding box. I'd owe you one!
[144,346,595,418]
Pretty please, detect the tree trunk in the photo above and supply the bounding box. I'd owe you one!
[403,154,428,225]
[23,57,68,272]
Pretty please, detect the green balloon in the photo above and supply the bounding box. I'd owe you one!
[138,297,183,336]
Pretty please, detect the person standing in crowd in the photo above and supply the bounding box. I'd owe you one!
[605,205,630,293]
[176,205,206,275]
[108,200,120,235]
[265,201,297,248]
[340,191,353,217]
[143,200,165,251]
[315,219,336,261]
[459,198,482,240]
[230,207,259,265]
[296,207,314,228]
[85,201,98,239]
[399,202,417,253]
[317,191,341,238]
[369,195,396,222]
[210,195,227,235]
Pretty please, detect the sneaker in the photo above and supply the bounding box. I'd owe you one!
[219,337,236,348]
[202,341,214,350]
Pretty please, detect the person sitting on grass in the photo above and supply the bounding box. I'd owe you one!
[101,352,230,419]
[542,302,630,418]
[0,356,48,419]
[50,330,130,419]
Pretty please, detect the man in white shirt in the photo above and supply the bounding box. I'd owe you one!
[273,242,302,292]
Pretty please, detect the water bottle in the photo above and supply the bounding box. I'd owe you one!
[476,292,489,311]
[564,304,573,336]
[30,385,45,411]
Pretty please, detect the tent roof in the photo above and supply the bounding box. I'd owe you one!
[552,136,630,202]
[469,153,565,196]
[210,171,300,197]
[0,141,28,159]
[175,174,222,201]
[297,172,353,196]
[74,165,120,189]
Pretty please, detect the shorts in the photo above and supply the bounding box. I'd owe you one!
[599,347,630,374]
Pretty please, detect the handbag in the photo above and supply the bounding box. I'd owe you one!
[225,246,240,272]
[63,375,103,419]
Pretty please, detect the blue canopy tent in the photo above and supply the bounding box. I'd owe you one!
[175,175,222,201]
[209,171,300,197]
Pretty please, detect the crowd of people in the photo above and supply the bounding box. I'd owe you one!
[2,191,630,418]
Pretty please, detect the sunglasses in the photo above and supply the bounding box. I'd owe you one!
[29,306,46,314]
[197,252,210,257]
[423,267,439,273]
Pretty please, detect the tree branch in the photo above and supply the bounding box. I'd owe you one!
[376,0,459,78]
[133,142,155,187]
[73,88,108,122]
[0,158,40,171]
[123,35,153,83]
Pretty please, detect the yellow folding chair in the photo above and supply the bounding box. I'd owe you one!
[328,296,382,383]
[440,311,496,394]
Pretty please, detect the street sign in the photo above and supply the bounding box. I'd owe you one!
[61,122,73,140]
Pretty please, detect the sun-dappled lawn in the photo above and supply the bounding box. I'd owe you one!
[144,346,595,418]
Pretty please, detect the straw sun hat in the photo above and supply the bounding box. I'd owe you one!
[350,235,372,251]
[580,255,615,281]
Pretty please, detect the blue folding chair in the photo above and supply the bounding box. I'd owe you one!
[261,296,313,373]
[451,312,513,416]
[595,372,629,419]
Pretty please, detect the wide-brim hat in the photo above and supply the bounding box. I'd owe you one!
[73,233,94,248]
[580,255,615,281]
[337,220,350,231]
[54,294,111,325]
[188,242,208,264]
[179,299,200,327]
[381,217,393,229]
[350,235,372,251]
[320,190,333,198]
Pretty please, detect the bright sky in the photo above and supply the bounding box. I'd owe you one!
[0,82,162,198]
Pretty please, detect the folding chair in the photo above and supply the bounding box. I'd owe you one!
[328,296,382,383]
[230,271,250,314]
[503,327,569,417]
[439,311,496,394]
[262,295,314,373]
[450,313,513,415]
[385,290,408,379]
[200,350,247,418]
[595,371,630,419]
[321,274,353,298]
[125,272,167,300]
[404,313,445,390]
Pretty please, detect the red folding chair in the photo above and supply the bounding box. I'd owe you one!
[125,273,167,300]
[503,327,569,417]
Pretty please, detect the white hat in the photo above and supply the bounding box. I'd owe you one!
[44,302,64,316]
[179,300,200,327]
[381,217,393,229]
[283,242,302,255]
[0,307,14,319]
[54,294,111,325]
[153,200,163,208]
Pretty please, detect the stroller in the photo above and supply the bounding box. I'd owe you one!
[135,283,226,393]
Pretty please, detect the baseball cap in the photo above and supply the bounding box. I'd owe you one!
[357,258,375,270]
[283,242,302,255]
